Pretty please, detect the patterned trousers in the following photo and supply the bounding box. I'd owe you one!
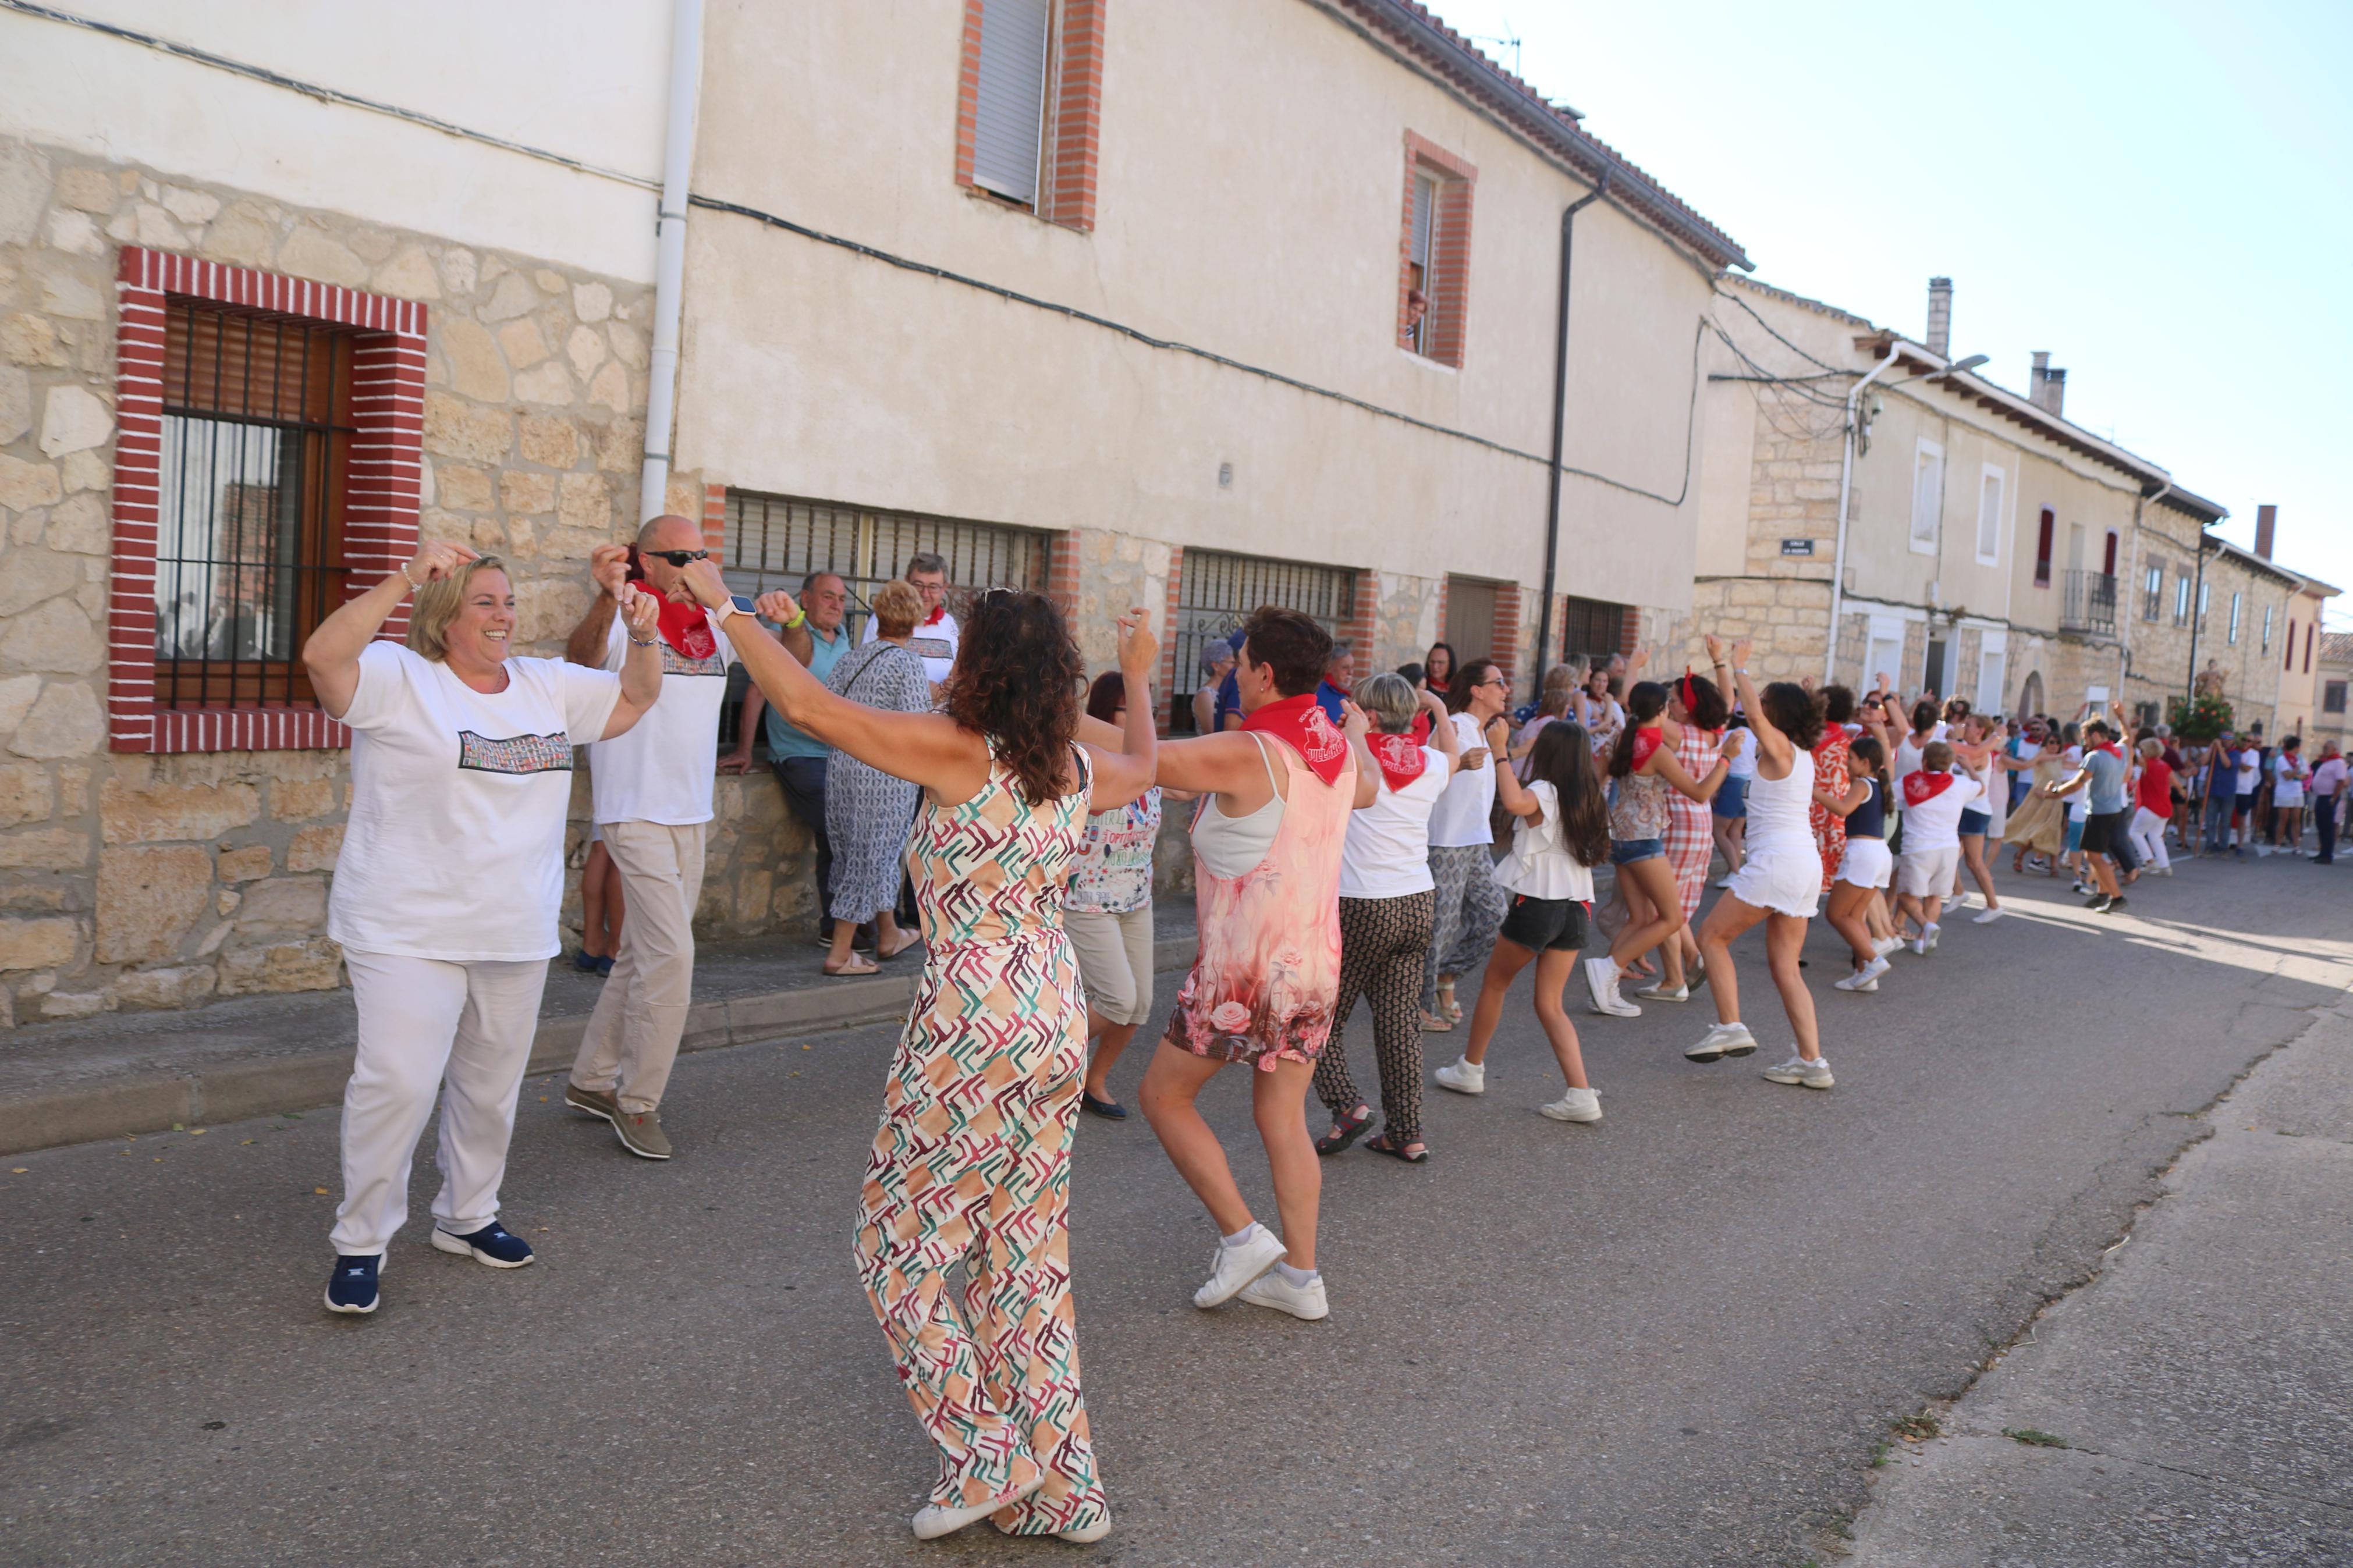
[1315,890,1436,1144]
[851,957,1105,1535]
[1421,844,1506,1011]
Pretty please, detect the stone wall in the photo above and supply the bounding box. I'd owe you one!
[0,133,670,1025]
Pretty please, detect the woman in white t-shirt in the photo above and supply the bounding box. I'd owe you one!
[306,543,663,1316]
[1312,675,1461,1163]
[1430,721,1613,1122]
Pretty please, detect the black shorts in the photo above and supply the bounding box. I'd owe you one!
[2081,808,2129,856]
[1498,893,1589,954]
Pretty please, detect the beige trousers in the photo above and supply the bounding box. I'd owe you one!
[572,819,706,1114]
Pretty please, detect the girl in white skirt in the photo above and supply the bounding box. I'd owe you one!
[1687,637,1834,1089]
[1820,735,1893,992]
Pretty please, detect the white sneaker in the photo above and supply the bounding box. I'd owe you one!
[1539,1087,1602,1122]
[1193,1224,1284,1309]
[1593,975,1642,1019]
[1763,1054,1835,1090]
[1972,905,2007,925]
[1715,874,1738,890]
[1908,936,1928,956]
[1685,1022,1756,1061]
[1832,961,1886,992]
[914,1477,1044,1539]
[1581,956,1617,1012]
[1433,1057,1485,1095]
[1631,980,1690,1002]
[1922,922,1940,952]
[1872,936,1903,958]
[1947,891,1972,911]
[1237,1268,1329,1321]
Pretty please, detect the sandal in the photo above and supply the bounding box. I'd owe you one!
[1419,1010,1454,1033]
[1365,1132,1429,1164]
[878,932,924,961]
[824,955,881,977]
[1315,1104,1375,1156]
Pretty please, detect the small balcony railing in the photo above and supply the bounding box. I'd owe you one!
[2061,570,2117,637]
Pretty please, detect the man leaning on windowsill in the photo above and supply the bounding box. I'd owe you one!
[723,570,854,945]
[559,517,739,1161]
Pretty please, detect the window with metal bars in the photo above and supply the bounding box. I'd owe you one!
[154,300,354,708]
[1558,596,1626,666]
[721,489,1053,745]
[1170,549,1357,731]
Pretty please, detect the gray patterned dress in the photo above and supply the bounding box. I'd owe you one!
[823,639,933,922]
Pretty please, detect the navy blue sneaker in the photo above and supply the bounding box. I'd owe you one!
[573,949,602,973]
[431,1220,535,1268]
[324,1253,382,1314]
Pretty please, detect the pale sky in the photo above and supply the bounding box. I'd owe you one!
[1424,1,2353,621]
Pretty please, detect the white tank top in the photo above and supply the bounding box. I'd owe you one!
[1192,733,1286,880]
[1744,746,1815,858]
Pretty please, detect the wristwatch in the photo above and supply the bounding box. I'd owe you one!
[712,595,748,624]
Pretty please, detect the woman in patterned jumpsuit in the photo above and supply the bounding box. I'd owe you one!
[684,563,1160,1545]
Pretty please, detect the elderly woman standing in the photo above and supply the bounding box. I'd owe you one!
[306,542,662,1315]
[701,563,1159,1544]
[1313,673,1461,1162]
[821,579,932,977]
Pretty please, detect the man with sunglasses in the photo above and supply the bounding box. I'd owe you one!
[560,516,739,1161]
[858,550,959,688]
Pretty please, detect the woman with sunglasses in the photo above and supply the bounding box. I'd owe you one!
[686,564,1159,1544]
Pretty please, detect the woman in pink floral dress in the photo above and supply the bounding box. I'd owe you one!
[1136,607,1371,1325]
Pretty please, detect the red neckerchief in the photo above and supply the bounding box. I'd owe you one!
[1408,710,1432,744]
[1241,692,1349,786]
[921,603,948,628]
[1368,732,1427,792]
[2093,742,2124,760]
[656,599,716,660]
[1903,770,1956,808]
[1631,725,1663,771]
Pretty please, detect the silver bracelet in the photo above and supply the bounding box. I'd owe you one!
[399,561,422,589]
[627,634,658,648]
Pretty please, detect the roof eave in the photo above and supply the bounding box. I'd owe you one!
[1339,0,1751,272]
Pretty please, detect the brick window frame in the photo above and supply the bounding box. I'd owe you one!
[953,0,1107,233]
[109,247,424,753]
[1397,132,1478,368]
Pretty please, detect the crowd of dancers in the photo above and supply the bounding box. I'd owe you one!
[295,536,2315,1544]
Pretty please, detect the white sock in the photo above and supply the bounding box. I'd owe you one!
[1221,1224,1259,1249]
[1275,1261,1318,1287]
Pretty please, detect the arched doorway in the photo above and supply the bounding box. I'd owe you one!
[2017,670,2045,720]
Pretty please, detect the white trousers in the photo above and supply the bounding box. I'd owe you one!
[2129,806,2173,872]
[331,949,549,1256]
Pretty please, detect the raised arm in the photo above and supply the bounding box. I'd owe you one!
[1646,724,1737,803]
[301,540,477,718]
[1340,702,1380,810]
[1489,721,1544,822]
[1708,635,1791,772]
[565,544,629,667]
[597,585,666,740]
[683,560,987,799]
[1424,688,1463,776]
[1083,610,1160,813]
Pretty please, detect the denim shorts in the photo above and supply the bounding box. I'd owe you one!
[1712,777,1748,819]
[2063,817,2084,853]
[1609,837,1665,866]
[1958,808,1990,837]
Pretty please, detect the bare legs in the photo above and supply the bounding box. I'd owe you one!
[1712,812,1747,879]
[1959,833,2000,910]
[1083,1009,1141,1103]
[1696,892,1768,1027]
[1462,939,1590,1091]
[1825,881,1876,967]
[1763,912,1822,1062]
[1607,855,1688,989]
[1140,1044,1319,1271]
[827,908,909,975]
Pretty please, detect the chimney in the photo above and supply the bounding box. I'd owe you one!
[2255,504,2277,560]
[1925,277,1953,358]
[2028,351,2067,417]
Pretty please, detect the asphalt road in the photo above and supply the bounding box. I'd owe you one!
[6,851,2349,1567]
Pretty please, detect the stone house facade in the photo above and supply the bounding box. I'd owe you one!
[0,2,1749,1022]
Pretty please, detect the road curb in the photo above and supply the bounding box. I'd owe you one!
[0,935,1198,1158]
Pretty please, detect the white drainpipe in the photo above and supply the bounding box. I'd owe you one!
[638,0,705,524]
[1824,339,1904,682]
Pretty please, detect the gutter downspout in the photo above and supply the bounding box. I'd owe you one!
[638,0,705,524]
[1532,172,1609,680]
[1824,340,1903,682]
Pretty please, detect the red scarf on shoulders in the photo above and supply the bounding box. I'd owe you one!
[1630,725,1663,771]
[1242,692,1350,785]
[1368,732,1427,792]
[655,598,716,660]
[1902,770,1956,808]
[2093,741,2124,760]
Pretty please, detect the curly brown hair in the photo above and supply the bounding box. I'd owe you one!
[939,589,1087,806]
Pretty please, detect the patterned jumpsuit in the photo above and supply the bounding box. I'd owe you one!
[851,748,1106,1537]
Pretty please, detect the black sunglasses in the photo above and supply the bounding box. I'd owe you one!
[641,549,709,567]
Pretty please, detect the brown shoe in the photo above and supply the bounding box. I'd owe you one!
[612,1105,673,1160]
[563,1082,618,1122]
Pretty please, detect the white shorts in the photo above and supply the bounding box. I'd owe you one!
[2274,787,2305,808]
[1834,836,1893,890]
[1895,845,1960,897]
[1725,848,1820,919]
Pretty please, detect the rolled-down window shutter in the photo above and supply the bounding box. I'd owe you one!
[973,0,1052,204]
